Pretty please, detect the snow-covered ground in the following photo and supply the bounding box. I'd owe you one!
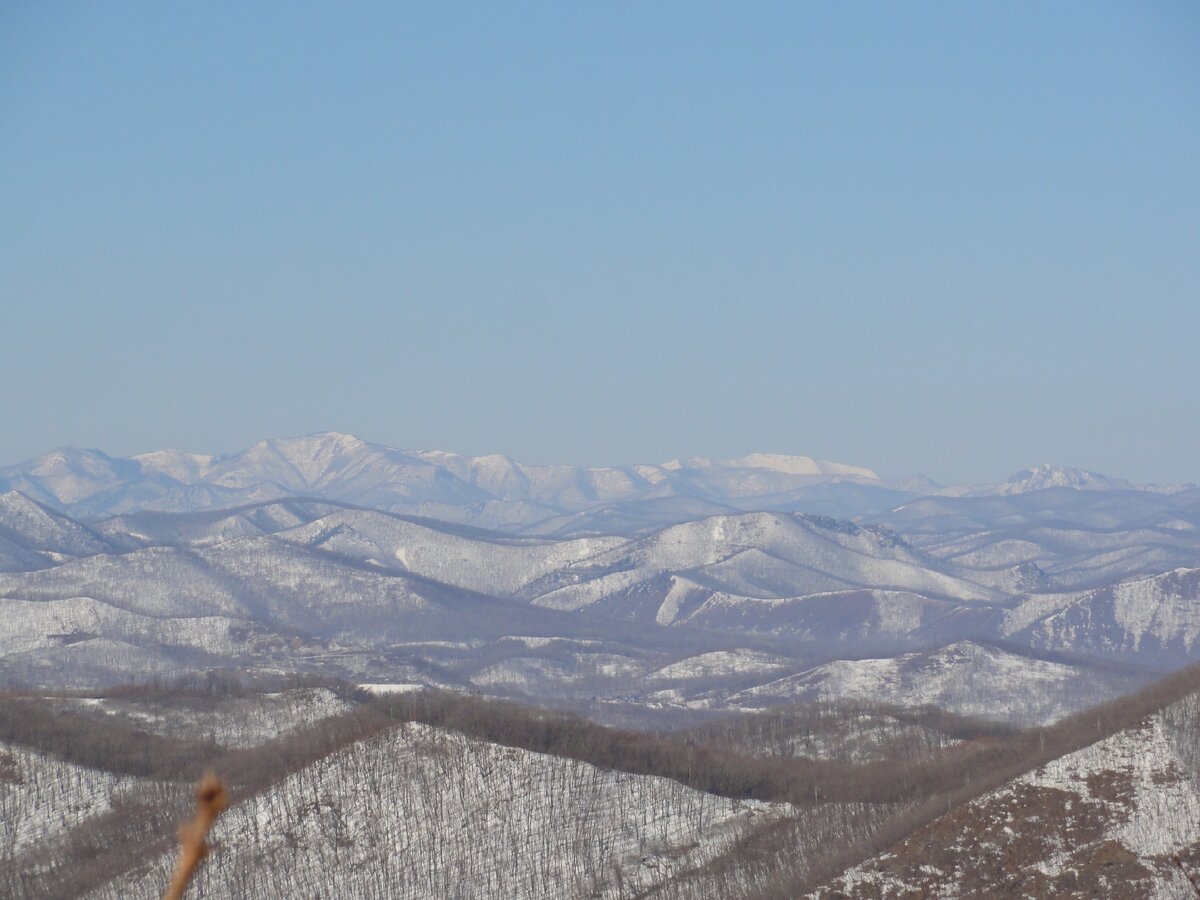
[649,649,791,681]
[59,687,355,748]
[0,744,147,856]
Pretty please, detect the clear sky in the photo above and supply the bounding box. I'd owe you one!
[2,2,1197,483]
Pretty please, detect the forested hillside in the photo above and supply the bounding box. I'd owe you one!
[3,663,1199,898]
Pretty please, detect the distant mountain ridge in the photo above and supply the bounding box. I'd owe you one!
[2,433,1190,527]
[940,463,1194,498]
[0,434,894,523]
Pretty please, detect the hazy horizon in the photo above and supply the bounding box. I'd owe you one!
[3,2,1198,483]
[4,429,1195,489]
[5,8,1200,892]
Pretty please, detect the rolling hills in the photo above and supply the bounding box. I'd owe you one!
[0,480,1191,724]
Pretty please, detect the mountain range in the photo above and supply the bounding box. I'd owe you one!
[4,433,1200,897]
[0,434,1198,725]
[0,457,1196,722]
[3,433,1193,531]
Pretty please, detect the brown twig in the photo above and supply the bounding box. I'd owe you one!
[163,771,228,900]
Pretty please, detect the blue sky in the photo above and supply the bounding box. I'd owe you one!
[2,2,1197,483]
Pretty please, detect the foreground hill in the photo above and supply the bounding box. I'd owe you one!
[814,672,1200,898]
[88,722,789,899]
[5,664,1200,899]
[0,683,978,899]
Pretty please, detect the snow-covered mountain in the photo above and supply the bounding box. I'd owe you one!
[4,439,1200,899]
[217,506,1014,632]
[0,433,899,525]
[1006,567,1200,665]
[0,493,1178,723]
[725,641,1127,725]
[989,464,1135,494]
[5,436,1194,543]
[868,484,1200,590]
[669,452,879,479]
[942,463,1194,498]
[0,491,115,571]
[1,434,1197,725]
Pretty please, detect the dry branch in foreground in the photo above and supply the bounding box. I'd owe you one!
[163,771,228,900]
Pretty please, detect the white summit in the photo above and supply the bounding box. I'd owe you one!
[724,453,880,480]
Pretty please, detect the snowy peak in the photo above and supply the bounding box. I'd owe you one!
[723,452,880,480]
[662,453,880,480]
[214,432,372,487]
[24,446,122,480]
[660,456,713,471]
[994,464,1134,495]
[0,490,54,519]
[260,432,369,461]
[131,449,216,483]
[934,463,1196,498]
[0,446,139,505]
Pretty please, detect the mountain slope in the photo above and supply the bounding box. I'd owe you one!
[869,487,1200,591]
[277,508,628,596]
[724,641,1129,725]
[815,684,1200,898]
[95,498,349,549]
[523,513,1005,617]
[82,720,792,900]
[0,492,114,571]
[0,536,672,689]
[1006,568,1200,666]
